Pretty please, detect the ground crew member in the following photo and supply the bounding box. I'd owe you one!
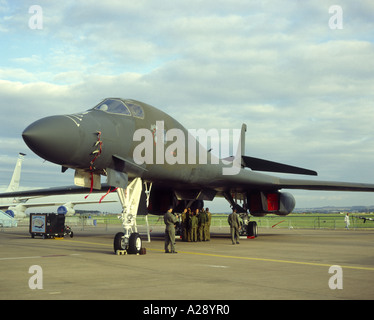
[181,208,188,241]
[228,208,240,244]
[187,208,193,242]
[190,210,198,242]
[164,207,179,253]
[198,208,208,241]
[205,207,212,241]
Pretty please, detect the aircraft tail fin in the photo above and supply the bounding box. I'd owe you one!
[6,153,26,193]
[239,123,247,159]
[223,124,317,176]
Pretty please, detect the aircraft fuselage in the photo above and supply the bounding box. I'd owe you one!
[22,98,229,189]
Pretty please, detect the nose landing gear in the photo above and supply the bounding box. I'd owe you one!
[113,178,148,255]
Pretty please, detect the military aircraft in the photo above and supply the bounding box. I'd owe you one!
[1,98,374,253]
[358,216,374,223]
[0,153,116,219]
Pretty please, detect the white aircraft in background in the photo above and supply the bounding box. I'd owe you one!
[0,153,117,219]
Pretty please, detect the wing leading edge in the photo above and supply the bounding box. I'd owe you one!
[276,177,374,192]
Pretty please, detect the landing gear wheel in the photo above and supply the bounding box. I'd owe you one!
[113,232,125,252]
[248,221,258,237]
[128,233,142,254]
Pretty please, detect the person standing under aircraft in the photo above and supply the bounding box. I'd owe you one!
[198,208,208,241]
[187,208,192,241]
[181,208,188,241]
[164,207,179,253]
[190,210,198,242]
[205,207,212,241]
[228,209,240,244]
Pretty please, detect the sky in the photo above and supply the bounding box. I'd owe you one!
[0,0,374,213]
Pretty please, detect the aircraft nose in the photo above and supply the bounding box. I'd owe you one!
[22,115,81,165]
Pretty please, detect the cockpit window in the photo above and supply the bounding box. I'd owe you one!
[124,100,145,119]
[94,99,131,116]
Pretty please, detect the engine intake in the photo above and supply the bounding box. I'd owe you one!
[57,202,76,216]
[5,204,26,219]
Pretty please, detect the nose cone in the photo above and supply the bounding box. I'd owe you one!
[22,115,80,165]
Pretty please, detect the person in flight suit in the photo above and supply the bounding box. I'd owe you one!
[227,208,240,244]
[190,210,199,242]
[181,208,188,241]
[205,207,212,241]
[164,207,179,253]
[198,208,208,241]
[187,208,193,242]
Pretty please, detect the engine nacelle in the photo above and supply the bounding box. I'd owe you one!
[57,202,76,216]
[6,204,26,219]
[5,210,15,218]
[247,191,295,217]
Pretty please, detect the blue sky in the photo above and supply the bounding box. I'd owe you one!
[0,0,374,212]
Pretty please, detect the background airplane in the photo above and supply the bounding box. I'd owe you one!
[1,98,374,253]
[0,153,117,219]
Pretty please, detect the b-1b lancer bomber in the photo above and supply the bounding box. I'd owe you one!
[2,98,374,253]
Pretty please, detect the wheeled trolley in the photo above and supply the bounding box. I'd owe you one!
[29,213,67,239]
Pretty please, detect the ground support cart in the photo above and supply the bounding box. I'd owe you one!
[30,213,68,239]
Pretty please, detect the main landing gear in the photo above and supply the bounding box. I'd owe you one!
[114,231,142,254]
[224,191,259,238]
[239,213,258,238]
[113,177,149,255]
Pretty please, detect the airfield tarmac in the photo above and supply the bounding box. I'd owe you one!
[0,225,373,300]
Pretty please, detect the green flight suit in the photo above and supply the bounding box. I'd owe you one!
[187,212,193,242]
[198,211,208,241]
[228,211,240,244]
[205,210,212,241]
[190,214,198,242]
[181,210,189,241]
[164,211,178,252]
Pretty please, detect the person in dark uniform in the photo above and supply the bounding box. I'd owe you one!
[181,208,188,241]
[227,208,240,244]
[190,210,198,242]
[205,207,212,241]
[187,208,193,242]
[164,207,179,253]
[198,208,208,241]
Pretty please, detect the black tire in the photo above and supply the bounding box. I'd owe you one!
[248,221,258,237]
[70,232,74,238]
[113,232,125,252]
[128,233,142,254]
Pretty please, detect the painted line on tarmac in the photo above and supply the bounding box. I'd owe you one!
[56,239,374,272]
[171,250,374,272]
[0,253,81,261]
